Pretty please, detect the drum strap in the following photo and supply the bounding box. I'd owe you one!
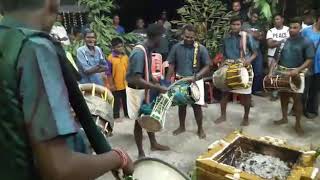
[135,45,150,103]
[193,42,200,75]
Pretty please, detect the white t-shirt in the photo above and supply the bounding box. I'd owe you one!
[266,26,290,57]
[51,25,71,45]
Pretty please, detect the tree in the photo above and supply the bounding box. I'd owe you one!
[172,0,232,56]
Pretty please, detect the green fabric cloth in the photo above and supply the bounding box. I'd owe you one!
[279,36,315,68]
[0,16,78,180]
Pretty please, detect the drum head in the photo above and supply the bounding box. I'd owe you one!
[137,116,162,132]
[240,67,249,85]
[133,158,190,180]
[190,83,200,102]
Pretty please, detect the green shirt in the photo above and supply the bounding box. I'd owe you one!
[279,36,315,68]
[0,16,77,180]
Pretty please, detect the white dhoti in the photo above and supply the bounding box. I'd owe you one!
[126,87,145,120]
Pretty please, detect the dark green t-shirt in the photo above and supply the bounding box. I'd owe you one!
[126,45,152,83]
[279,36,315,68]
[0,17,77,180]
[167,41,211,77]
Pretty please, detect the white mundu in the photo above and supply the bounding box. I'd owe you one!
[266,26,290,57]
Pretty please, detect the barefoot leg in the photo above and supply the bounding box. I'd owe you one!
[147,132,170,151]
[192,104,206,139]
[134,121,145,157]
[173,105,187,136]
[215,92,229,124]
[293,93,304,136]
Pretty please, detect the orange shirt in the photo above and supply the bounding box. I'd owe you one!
[107,53,129,91]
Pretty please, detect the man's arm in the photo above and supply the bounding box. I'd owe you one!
[165,45,177,81]
[267,39,282,48]
[244,35,258,65]
[127,73,166,93]
[33,137,128,180]
[196,46,212,80]
[19,41,132,180]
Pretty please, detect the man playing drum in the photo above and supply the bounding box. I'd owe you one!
[268,17,315,135]
[214,16,258,126]
[126,24,170,158]
[166,25,211,139]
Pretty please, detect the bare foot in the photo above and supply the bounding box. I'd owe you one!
[240,118,249,126]
[197,129,206,139]
[138,151,146,159]
[173,127,186,136]
[151,143,170,151]
[274,119,288,125]
[214,116,226,124]
[295,125,304,136]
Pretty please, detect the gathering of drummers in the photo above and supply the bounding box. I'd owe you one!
[1,0,320,179]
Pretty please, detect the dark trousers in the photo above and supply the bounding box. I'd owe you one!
[304,74,320,115]
[252,49,264,93]
[113,89,128,119]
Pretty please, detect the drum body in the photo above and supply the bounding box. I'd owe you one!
[213,60,253,90]
[169,80,200,106]
[138,94,174,132]
[79,84,114,136]
[132,158,190,180]
[226,63,253,90]
[263,75,301,92]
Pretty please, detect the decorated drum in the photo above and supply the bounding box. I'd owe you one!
[225,63,253,90]
[130,158,190,180]
[169,80,200,106]
[263,75,301,92]
[138,94,174,132]
[79,83,114,136]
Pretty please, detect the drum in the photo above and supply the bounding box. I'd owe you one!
[263,75,301,92]
[212,61,253,90]
[138,94,174,132]
[79,83,114,137]
[131,158,190,180]
[225,63,253,90]
[169,80,200,106]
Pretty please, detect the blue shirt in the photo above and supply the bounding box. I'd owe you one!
[115,25,125,34]
[222,33,258,60]
[167,41,211,77]
[77,45,108,85]
[302,26,320,74]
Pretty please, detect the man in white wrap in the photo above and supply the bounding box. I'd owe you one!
[126,24,170,158]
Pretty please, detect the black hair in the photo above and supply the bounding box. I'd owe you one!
[146,24,165,39]
[289,17,302,26]
[83,28,95,37]
[111,37,123,47]
[232,0,241,5]
[274,14,284,19]
[230,16,243,24]
[183,24,196,33]
[136,18,144,23]
[113,14,120,19]
[250,9,260,16]
[73,27,82,36]
[1,0,44,13]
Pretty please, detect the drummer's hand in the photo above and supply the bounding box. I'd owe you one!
[243,60,251,66]
[286,69,299,77]
[157,85,168,94]
[122,153,134,176]
[181,76,195,83]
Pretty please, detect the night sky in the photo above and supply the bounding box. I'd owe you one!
[116,0,185,31]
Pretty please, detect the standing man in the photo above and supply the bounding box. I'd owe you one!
[107,38,129,120]
[242,10,265,95]
[77,29,111,86]
[113,15,125,35]
[0,0,133,179]
[269,17,314,135]
[166,25,211,139]
[50,14,70,45]
[132,18,147,45]
[160,11,172,31]
[231,0,248,21]
[126,24,170,158]
[266,14,290,101]
[302,12,320,119]
[215,16,258,126]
